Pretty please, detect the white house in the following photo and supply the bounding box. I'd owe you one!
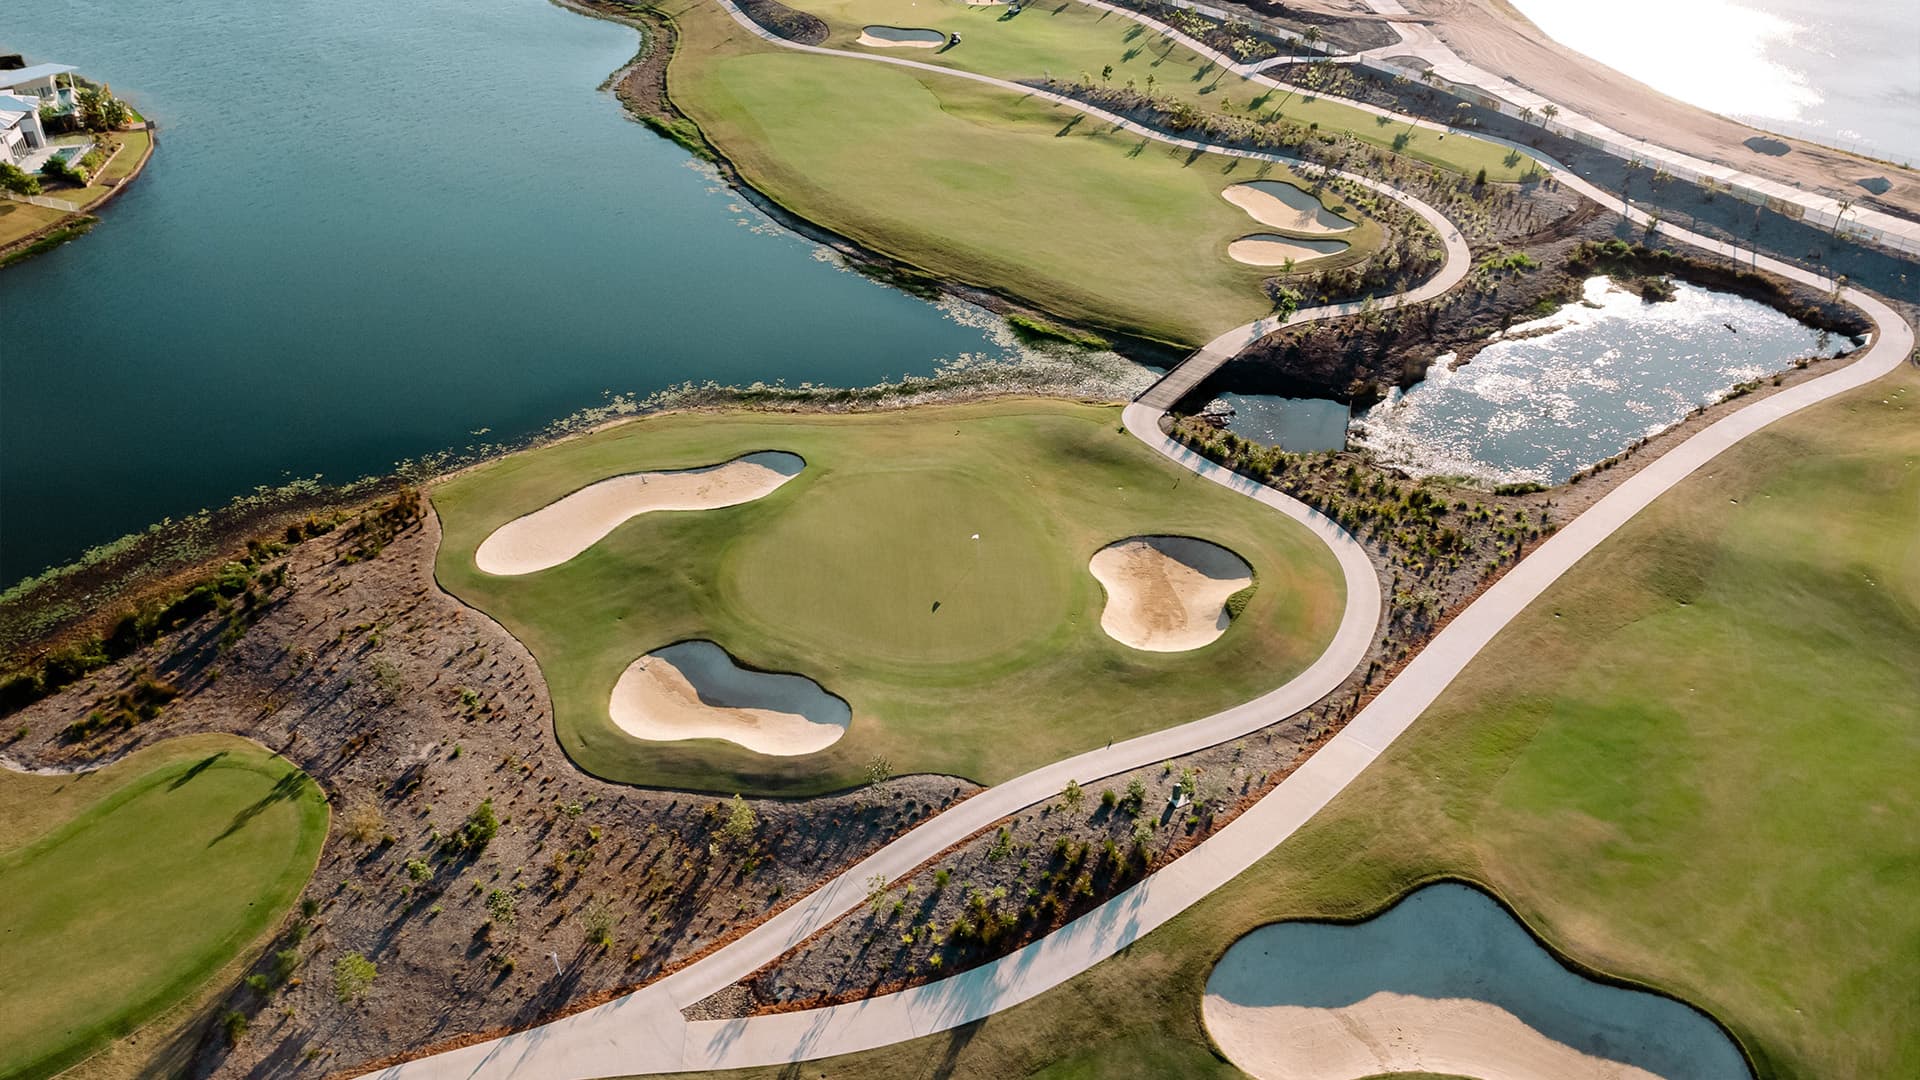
[0,63,80,114]
[0,64,78,169]
[0,92,47,167]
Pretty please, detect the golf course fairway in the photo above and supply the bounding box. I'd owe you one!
[0,735,329,1080]
[432,400,1345,794]
[647,363,1919,1080]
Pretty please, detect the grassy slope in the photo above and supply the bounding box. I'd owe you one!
[783,0,1534,180]
[0,199,71,248]
[659,368,1919,1078]
[0,734,329,1080]
[432,400,1345,795]
[660,0,1379,345]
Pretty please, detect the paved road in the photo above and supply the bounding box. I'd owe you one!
[362,5,1915,1077]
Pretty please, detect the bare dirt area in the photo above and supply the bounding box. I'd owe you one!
[1405,0,1920,219]
[0,496,972,1079]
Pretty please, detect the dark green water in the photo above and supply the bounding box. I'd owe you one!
[0,0,1009,585]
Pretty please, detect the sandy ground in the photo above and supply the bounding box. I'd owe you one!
[1406,0,1920,218]
[1089,536,1253,651]
[1223,181,1357,233]
[1227,235,1352,266]
[609,640,850,756]
[856,26,948,48]
[474,451,803,575]
[1204,989,1666,1080]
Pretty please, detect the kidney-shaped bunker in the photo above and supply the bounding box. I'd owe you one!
[1203,883,1751,1080]
[475,451,804,575]
[1089,535,1253,652]
[609,641,851,756]
[1222,180,1357,234]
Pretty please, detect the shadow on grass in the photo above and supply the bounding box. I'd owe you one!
[209,770,307,846]
[169,751,227,789]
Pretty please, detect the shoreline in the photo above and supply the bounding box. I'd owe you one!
[0,111,156,270]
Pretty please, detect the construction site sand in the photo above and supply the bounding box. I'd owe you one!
[1089,536,1252,652]
[1203,884,1750,1080]
[1222,181,1357,233]
[857,26,947,48]
[609,641,850,756]
[474,451,804,575]
[1227,235,1351,267]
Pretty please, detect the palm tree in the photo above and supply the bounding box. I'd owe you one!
[1541,103,1558,125]
[1518,106,1534,125]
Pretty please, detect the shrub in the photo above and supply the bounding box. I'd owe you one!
[486,888,517,925]
[1224,584,1256,620]
[1061,779,1084,812]
[718,794,757,849]
[1100,788,1118,809]
[332,952,377,1002]
[343,799,385,843]
[404,858,432,883]
[221,1010,249,1047]
[933,868,952,890]
[581,897,615,948]
[0,161,40,196]
[448,799,498,853]
[1124,777,1148,815]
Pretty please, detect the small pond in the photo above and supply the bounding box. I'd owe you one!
[1351,277,1836,485]
[1203,882,1751,1080]
[1210,393,1350,453]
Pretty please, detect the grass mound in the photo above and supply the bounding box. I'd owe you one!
[0,735,328,1080]
[432,399,1345,794]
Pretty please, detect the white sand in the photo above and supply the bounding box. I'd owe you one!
[608,641,850,756]
[1204,989,1666,1080]
[1227,234,1351,267]
[857,26,948,48]
[474,451,804,575]
[1222,181,1356,234]
[1089,536,1252,652]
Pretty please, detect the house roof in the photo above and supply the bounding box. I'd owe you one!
[0,63,78,88]
[0,93,35,129]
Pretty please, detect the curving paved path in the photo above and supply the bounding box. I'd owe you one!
[363,5,1915,1077]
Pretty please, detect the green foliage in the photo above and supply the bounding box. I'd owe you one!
[1123,777,1148,815]
[486,888,517,926]
[220,1010,248,1047]
[1005,314,1110,351]
[719,794,758,849]
[446,800,498,854]
[1062,779,1085,812]
[331,952,377,1002]
[0,161,40,196]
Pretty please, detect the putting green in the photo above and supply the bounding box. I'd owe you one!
[0,735,328,1080]
[433,400,1345,795]
[724,468,1070,665]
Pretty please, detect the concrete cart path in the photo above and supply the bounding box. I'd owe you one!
[358,4,1914,1076]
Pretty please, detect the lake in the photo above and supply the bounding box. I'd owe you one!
[1351,277,1832,485]
[0,0,1013,584]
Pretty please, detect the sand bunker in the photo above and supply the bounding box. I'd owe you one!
[609,641,850,756]
[1203,883,1751,1080]
[857,26,948,48]
[1222,181,1356,234]
[1227,235,1351,267]
[475,451,803,575]
[1089,536,1252,652]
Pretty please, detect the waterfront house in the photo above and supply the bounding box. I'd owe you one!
[0,92,48,166]
[0,63,80,117]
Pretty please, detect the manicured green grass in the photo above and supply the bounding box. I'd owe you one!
[0,199,71,249]
[0,735,329,1080]
[782,0,1534,180]
[661,368,1919,1078]
[659,0,1381,345]
[432,399,1345,795]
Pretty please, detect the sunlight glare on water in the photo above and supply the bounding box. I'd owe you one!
[1351,278,1833,485]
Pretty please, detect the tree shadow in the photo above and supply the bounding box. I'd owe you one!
[170,751,227,789]
[209,770,307,846]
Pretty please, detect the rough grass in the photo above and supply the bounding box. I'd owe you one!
[431,399,1345,795]
[0,734,329,1080]
[780,0,1535,180]
[657,367,1919,1077]
[0,199,73,249]
[657,0,1382,346]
